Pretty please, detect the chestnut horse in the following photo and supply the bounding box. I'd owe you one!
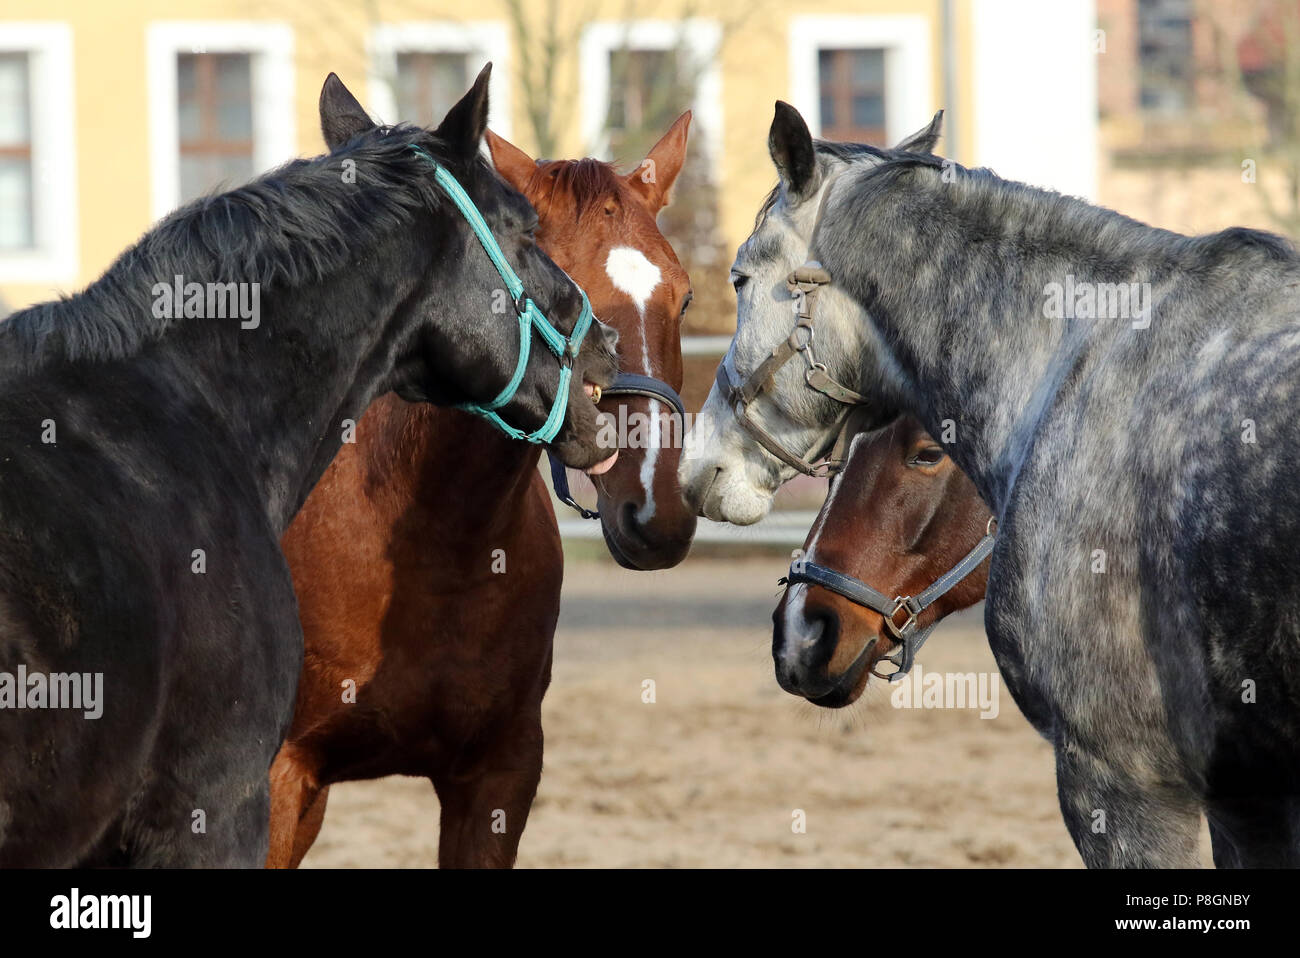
[267,113,697,868]
[772,418,993,708]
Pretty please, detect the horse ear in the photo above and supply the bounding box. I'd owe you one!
[896,110,944,154]
[769,101,817,198]
[319,73,375,150]
[626,110,691,212]
[436,62,492,156]
[485,129,538,192]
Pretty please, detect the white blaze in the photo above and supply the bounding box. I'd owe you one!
[604,246,662,328]
[605,246,664,523]
[781,433,863,654]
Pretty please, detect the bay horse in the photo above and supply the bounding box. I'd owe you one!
[682,101,1300,867]
[268,113,697,868]
[0,66,616,867]
[772,418,992,707]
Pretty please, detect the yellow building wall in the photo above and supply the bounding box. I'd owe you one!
[1,0,955,313]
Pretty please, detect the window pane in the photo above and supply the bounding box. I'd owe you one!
[819,94,837,128]
[426,54,468,121]
[818,47,887,143]
[852,95,884,128]
[181,153,254,203]
[177,54,202,144]
[0,53,30,146]
[851,49,885,91]
[215,54,250,99]
[177,53,197,98]
[217,101,252,141]
[395,52,468,126]
[0,156,33,249]
[607,47,686,161]
[176,53,255,202]
[818,49,835,86]
[1137,0,1192,112]
[178,101,201,141]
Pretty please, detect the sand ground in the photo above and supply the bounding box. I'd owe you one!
[303,556,1212,868]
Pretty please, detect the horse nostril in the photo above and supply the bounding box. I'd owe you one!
[600,323,619,352]
[620,501,651,544]
[803,608,839,663]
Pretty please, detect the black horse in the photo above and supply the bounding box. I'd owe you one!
[0,67,616,867]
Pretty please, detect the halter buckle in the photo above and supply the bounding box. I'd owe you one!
[884,596,919,640]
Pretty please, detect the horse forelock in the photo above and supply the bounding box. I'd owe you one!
[526,158,625,218]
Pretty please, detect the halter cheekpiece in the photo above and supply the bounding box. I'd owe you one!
[409,144,594,444]
[715,262,871,477]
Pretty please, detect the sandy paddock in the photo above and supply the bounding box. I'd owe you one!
[304,556,1211,868]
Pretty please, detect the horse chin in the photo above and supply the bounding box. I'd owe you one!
[600,520,649,571]
[700,479,774,526]
[599,507,695,571]
[806,643,876,708]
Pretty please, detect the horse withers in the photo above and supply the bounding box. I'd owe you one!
[684,99,1300,867]
[269,112,697,868]
[773,418,991,707]
[0,65,614,868]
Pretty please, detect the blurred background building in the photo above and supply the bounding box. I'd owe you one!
[0,0,1294,535]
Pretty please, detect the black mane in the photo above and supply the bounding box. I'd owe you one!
[0,124,461,373]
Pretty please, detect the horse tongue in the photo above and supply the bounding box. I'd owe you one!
[584,450,619,476]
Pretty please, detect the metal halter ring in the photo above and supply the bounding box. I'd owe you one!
[884,597,919,640]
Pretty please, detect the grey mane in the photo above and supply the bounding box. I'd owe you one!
[840,153,1298,276]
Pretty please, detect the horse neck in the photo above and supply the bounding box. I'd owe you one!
[366,399,545,538]
[198,263,430,530]
[828,174,1176,514]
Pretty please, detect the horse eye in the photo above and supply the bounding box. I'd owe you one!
[731,274,748,293]
[908,446,945,467]
[679,291,693,317]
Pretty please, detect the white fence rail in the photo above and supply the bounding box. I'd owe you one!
[558,511,817,547]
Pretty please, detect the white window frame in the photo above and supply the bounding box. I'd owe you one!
[788,15,933,146]
[367,22,512,139]
[0,23,78,285]
[579,19,723,177]
[146,22,296,221]
[972,0,1096,199]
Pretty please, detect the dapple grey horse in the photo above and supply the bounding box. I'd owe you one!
[680,102,1300,868]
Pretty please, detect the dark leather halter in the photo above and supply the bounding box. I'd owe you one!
[715,262,870,477]
[546,373,686,520]
[780,517,996,682]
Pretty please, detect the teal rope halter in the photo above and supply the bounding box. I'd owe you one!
[409,144,595,443]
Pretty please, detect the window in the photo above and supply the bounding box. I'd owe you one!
[1137,0,1193,113]
[395,52,470,127]
[0,23,77,285]
[817,48,887,145]
[606,48,688,159]
[788,16,930,147]
[0,53,33,250]
[177,53,254,203]
[579,20,722,177]
[368,23,511,136]
[147,23,295,220]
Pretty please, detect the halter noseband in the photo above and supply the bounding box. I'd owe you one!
[410,144,594,444]
[547,374,686,520]
[780,517,996,681]
[715,262,869,477]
